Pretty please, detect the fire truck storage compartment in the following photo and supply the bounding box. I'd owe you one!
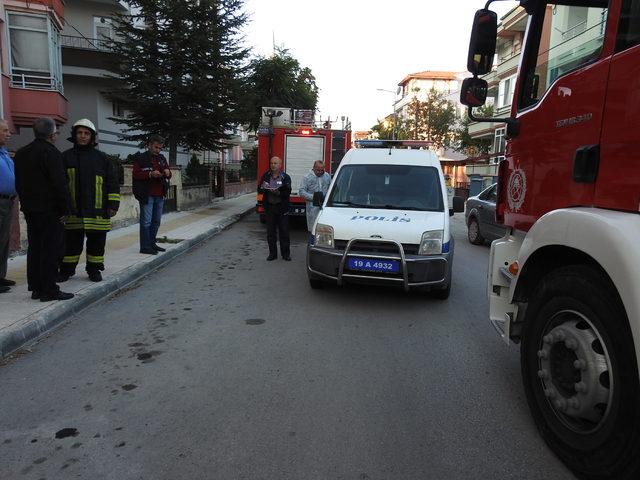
[285,135,326,195]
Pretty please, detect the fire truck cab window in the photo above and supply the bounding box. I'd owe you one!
[520,3,609,109]
[616,0,640,51]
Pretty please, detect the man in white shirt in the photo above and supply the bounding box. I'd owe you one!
[299,160,331,232]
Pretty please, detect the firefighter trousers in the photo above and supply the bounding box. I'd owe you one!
[60,229,107,275]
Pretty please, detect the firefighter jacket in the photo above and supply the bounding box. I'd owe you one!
[62,145,120,231]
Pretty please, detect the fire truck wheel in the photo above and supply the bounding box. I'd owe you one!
[467,217,484,245]
[521,265,640,480]
[259,214,266,224]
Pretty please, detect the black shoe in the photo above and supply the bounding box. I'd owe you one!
[0,278,16,287]
[282,256,292,261]
[266,254,277,261]
[153,244,166,252]
[140,248,158,255]
[0,285,10,293]
[31,291,40,300]
[40,291,74,302]
[88,271,102,282]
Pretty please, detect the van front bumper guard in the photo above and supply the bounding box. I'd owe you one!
[307,237,451,292]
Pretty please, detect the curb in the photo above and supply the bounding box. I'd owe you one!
[0,206,254,358]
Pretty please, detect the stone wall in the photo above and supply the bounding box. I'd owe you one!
[225,181,255,199]
[181,185,212,210]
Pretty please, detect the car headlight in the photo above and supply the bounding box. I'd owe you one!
[419,230,443,255]
[315,224,334,248]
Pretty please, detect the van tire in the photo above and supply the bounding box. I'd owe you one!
[431,282,451,300]
[309,278,324,289]
[259,214,266,224]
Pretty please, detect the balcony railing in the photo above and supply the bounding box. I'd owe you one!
[10,72,63,93]
[61,35,113,52]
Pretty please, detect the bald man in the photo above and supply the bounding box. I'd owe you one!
[258,156,292,261]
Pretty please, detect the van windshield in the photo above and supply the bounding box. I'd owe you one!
[327,164,444,212]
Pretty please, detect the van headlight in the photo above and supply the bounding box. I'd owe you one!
[315,224,334,248]
[419,230,443,255]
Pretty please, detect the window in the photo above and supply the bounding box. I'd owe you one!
[94,16,115,50]
[616,0,640,51]
[112,101,124,118]
[7,12,62,91]
[497,75,516,109]
[493,127,506,163]
[520,3,609,109]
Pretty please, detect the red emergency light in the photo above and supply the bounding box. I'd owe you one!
[300,129,312,135]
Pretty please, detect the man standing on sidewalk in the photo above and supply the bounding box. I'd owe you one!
[14,118,74,301]
[132,135,172,255]
[258,156,292,261]
[299,160,331,232]
[58,119,120,283]
[0,119,16,294]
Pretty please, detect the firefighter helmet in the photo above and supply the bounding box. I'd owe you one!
[73,119,96,134]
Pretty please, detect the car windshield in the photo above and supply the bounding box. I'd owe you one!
[327,164,444,212]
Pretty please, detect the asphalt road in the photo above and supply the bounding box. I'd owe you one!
[0,214,576,480]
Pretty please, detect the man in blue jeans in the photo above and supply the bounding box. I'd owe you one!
[132,135,171,255]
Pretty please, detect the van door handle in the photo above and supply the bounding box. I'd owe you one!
[573,144,600,183]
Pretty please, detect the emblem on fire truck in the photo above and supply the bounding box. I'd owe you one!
[507,168,526,211]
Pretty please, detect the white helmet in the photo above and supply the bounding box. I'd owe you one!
[73,118,96,134]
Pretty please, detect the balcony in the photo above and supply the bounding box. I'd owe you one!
[61,35,112,52]
[466,163,499,177]
[9,86,68,126]
[496,51,521,76]
[468,120,502,138]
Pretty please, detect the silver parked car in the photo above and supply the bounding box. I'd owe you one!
[465,183,507,245]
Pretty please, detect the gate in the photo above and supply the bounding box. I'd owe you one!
[212,165,224,197]
[163,185,177,213]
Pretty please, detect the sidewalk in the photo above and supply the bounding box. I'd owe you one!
[0,193,255,358]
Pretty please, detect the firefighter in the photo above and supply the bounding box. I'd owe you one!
[58,119,120,282]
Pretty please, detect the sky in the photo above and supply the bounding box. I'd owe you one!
[242,0,515,131]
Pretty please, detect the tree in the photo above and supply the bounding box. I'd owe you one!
[370,116,411,140]
[405,88,457,148]
[107,0,250,165]
[243,47,319,130]
[453,104,495,156]
[240,146,257,180]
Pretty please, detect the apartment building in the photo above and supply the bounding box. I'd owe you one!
[0,0,67,136]
[394,70,462,120]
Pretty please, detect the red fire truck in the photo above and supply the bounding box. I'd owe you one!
[255,107,352,223]
[460,1,640,478]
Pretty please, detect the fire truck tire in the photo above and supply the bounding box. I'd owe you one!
[521,265,640,480]
[467,217,484,245]
[259,214,266,224]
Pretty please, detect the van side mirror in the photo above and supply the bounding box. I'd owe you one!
[450,196,465,217]
[460,77,488,107]
[467,9,498,76]
[312,191,325,207]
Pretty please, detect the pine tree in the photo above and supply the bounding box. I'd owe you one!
[107,0,250,165]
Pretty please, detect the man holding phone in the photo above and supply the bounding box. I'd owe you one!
[257,156,292,261]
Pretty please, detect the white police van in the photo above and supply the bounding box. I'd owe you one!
[306,140,464,299]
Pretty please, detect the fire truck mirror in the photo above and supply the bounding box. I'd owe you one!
[460,77,488,107]
[467,9,498,76]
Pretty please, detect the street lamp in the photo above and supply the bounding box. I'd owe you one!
[376,87,399,140]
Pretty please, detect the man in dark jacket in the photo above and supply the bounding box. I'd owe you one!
[132,135,172,255]
[14,117,74,301]
[257,156,292,261]
[58,119,120,283]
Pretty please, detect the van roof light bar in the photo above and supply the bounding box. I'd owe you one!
[355,139,431,149]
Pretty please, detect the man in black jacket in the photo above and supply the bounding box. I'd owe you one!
[14,118,74,301]
[58,119,120,283]
[257,156,292,261]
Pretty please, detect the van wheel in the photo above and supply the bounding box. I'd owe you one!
[309,278,324,289]
[431,282,451,300]
[521,266,640,479]
[467,217,484,245]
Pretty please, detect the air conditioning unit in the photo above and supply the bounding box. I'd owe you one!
[261,107,291,127]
